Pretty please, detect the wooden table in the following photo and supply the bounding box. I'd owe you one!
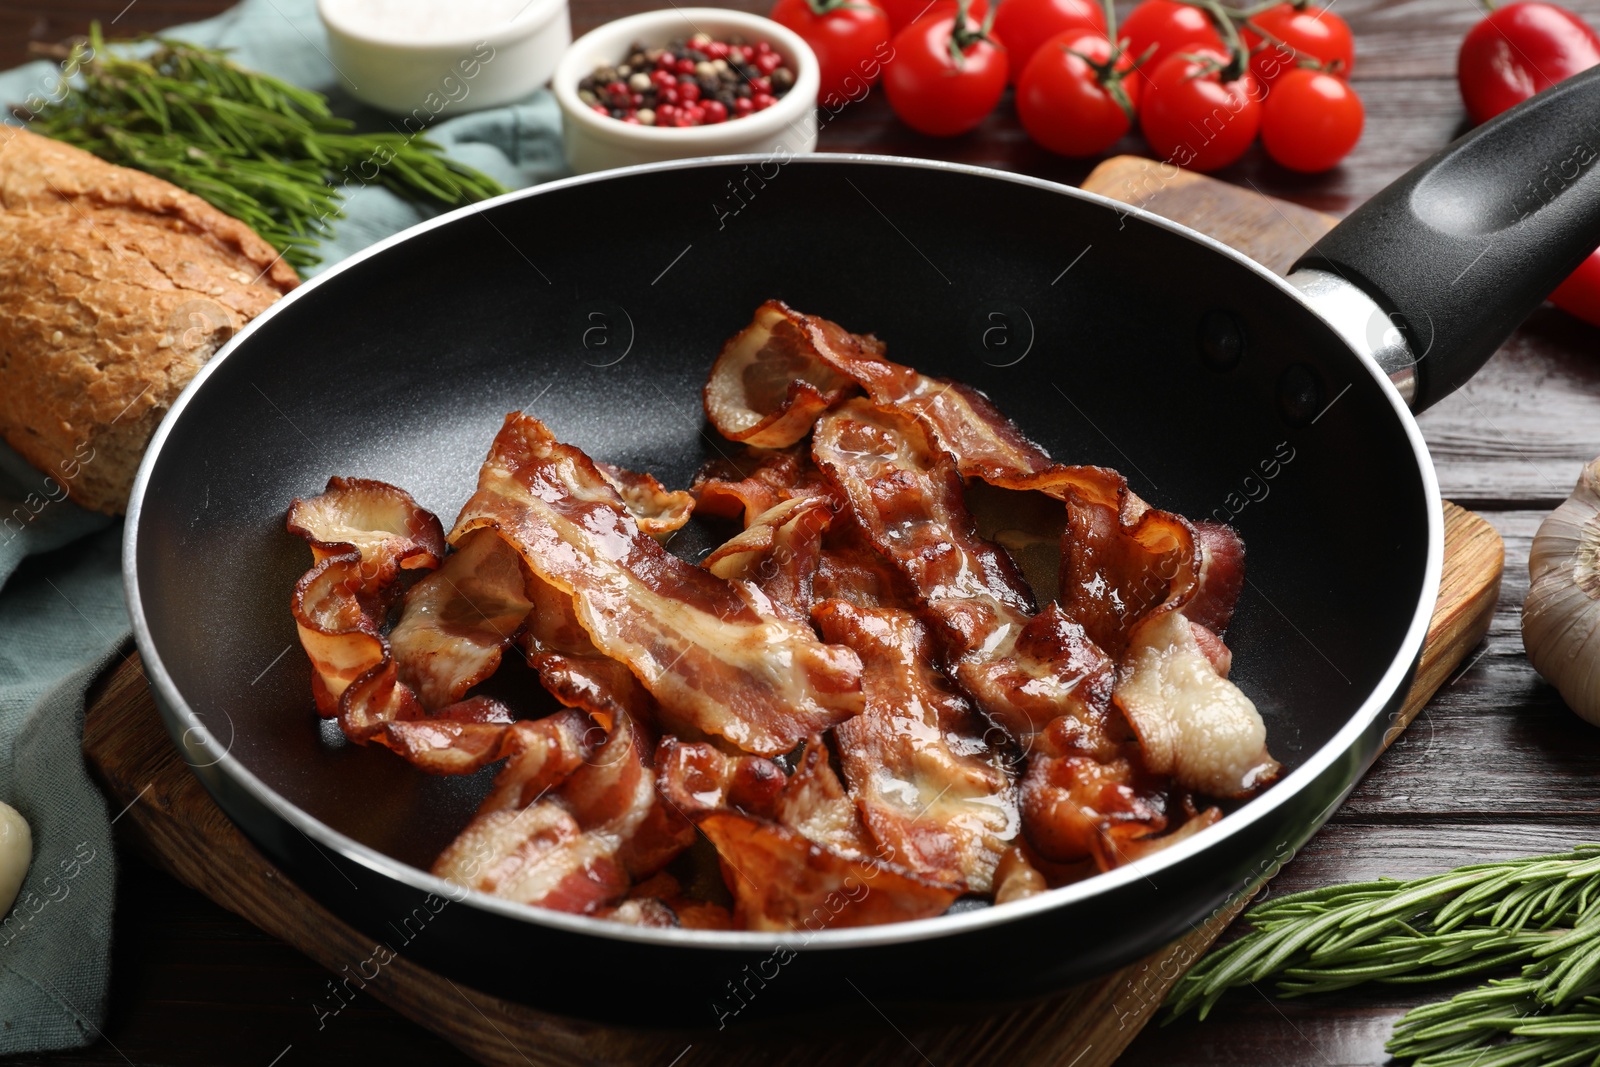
[7,1,1600,1064]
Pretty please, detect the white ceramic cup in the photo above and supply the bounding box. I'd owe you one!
[553,8,820,175]
[317,0,572,115]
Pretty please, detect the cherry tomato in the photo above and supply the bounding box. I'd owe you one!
[770,0,894,105]
[878,0,989,33]
[1139,48,1262,171]
[883,8,1008,135]
[1243,3,1355,86]
[1458,0,1600,124]
[1259,67,1363,172]
[992,0,1106,82]
[1550,249,1600,327]
[1017,31,1140,156]
[1120,0,1225,75]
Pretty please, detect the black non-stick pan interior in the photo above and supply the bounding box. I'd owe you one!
[132,158,1430,1004]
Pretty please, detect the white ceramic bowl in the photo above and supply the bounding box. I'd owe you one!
[317,0,571,115]
[553,8,820,174]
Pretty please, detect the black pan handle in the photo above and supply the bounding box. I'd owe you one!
[1292,64,1600,412]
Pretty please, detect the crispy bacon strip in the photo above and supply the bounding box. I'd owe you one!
[288,480,518,772]
[697,813,959,932]
[604,871,734,930]
[812,399,1112,740]
[287,478,445,715]
[703,495,834,623]
[1018,712,1170,869]
[391,528,534,711]
[597,462,695,536]
[1113,611,1279,797]
[702,301,877,447]
[1190,521,1248,635]
[286,476,445,576]
[434,707,693,911]
[450,413,863,756]
[703,301,1053,480]
[814,600,1018,893]
[690,445,828,526]
[657,734,958,930]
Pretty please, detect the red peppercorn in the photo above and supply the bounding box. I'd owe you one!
[675,57,697,75]
[702,99,728,123]
[755,52,781,74]
[660,87,680,105]
[650,69,676,87]
[683,104,706,124]
[734,96,754,115]
[658,103,677,122]
[590,103,608,114]
[755,40,773,54]
[679,81,701,103]
[705,41,729,59]
[753,92,776,110]
[751,76,772,94]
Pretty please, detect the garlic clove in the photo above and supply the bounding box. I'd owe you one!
[0,802,31,918]
[1522,457,1600,726]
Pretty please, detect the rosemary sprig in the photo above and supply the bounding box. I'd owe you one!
[1165,845,1600,1065]
[22,23,507,272]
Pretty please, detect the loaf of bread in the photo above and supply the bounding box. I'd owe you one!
[0,126,299,514]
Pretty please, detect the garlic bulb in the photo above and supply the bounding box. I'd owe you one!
[1523,456,1600,726]
[0,802,30,917]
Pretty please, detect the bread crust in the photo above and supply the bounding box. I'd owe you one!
[0,126,298,514]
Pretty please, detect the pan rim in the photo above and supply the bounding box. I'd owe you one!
[123,152,1444,953]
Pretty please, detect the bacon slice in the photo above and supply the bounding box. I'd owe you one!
[702,301,876,447]
[390,528,534,711]
[1018,712,1170,869]
[1113,611,1279,797]
[812,399,1112,740]
[433,707,693,911]
[690,445,827,526]
[450,413,863,757]
[286,476,445,576]
[597,462,695,536]
[702,301,1053,479]
[814,600,1018,893]
[698,813,959,932]
[656,734,959,930]
[703,495,834,623]
[1189,521,1248,635]
[605,872,735,930]
[288,480,518,771]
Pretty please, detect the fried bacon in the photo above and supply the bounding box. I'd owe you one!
[287,480,517,772]
[391,528,533,711]
[596,461,695,536]
[815,600,1018,893]
[450,412,862,757]
[702,300,878,448]
[702,301,1054,480]
[690,445,828,526]
[702,495,834,622]
[434,707,693,911]
[656,734,961,929]
[287,302,1277,932]
[286,476,445,577]
[812,399,1113,740]
[1113,611,1279,797]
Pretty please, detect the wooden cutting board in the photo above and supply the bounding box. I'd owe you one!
[81,157,1506,1067]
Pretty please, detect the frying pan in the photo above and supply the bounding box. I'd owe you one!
[125,69,1600,1024]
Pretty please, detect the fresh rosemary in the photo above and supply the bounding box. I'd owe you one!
[22,23,507,272]
[1165,845,1600,1065]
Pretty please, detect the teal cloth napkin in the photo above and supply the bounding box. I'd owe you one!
[0,0,567,1052]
